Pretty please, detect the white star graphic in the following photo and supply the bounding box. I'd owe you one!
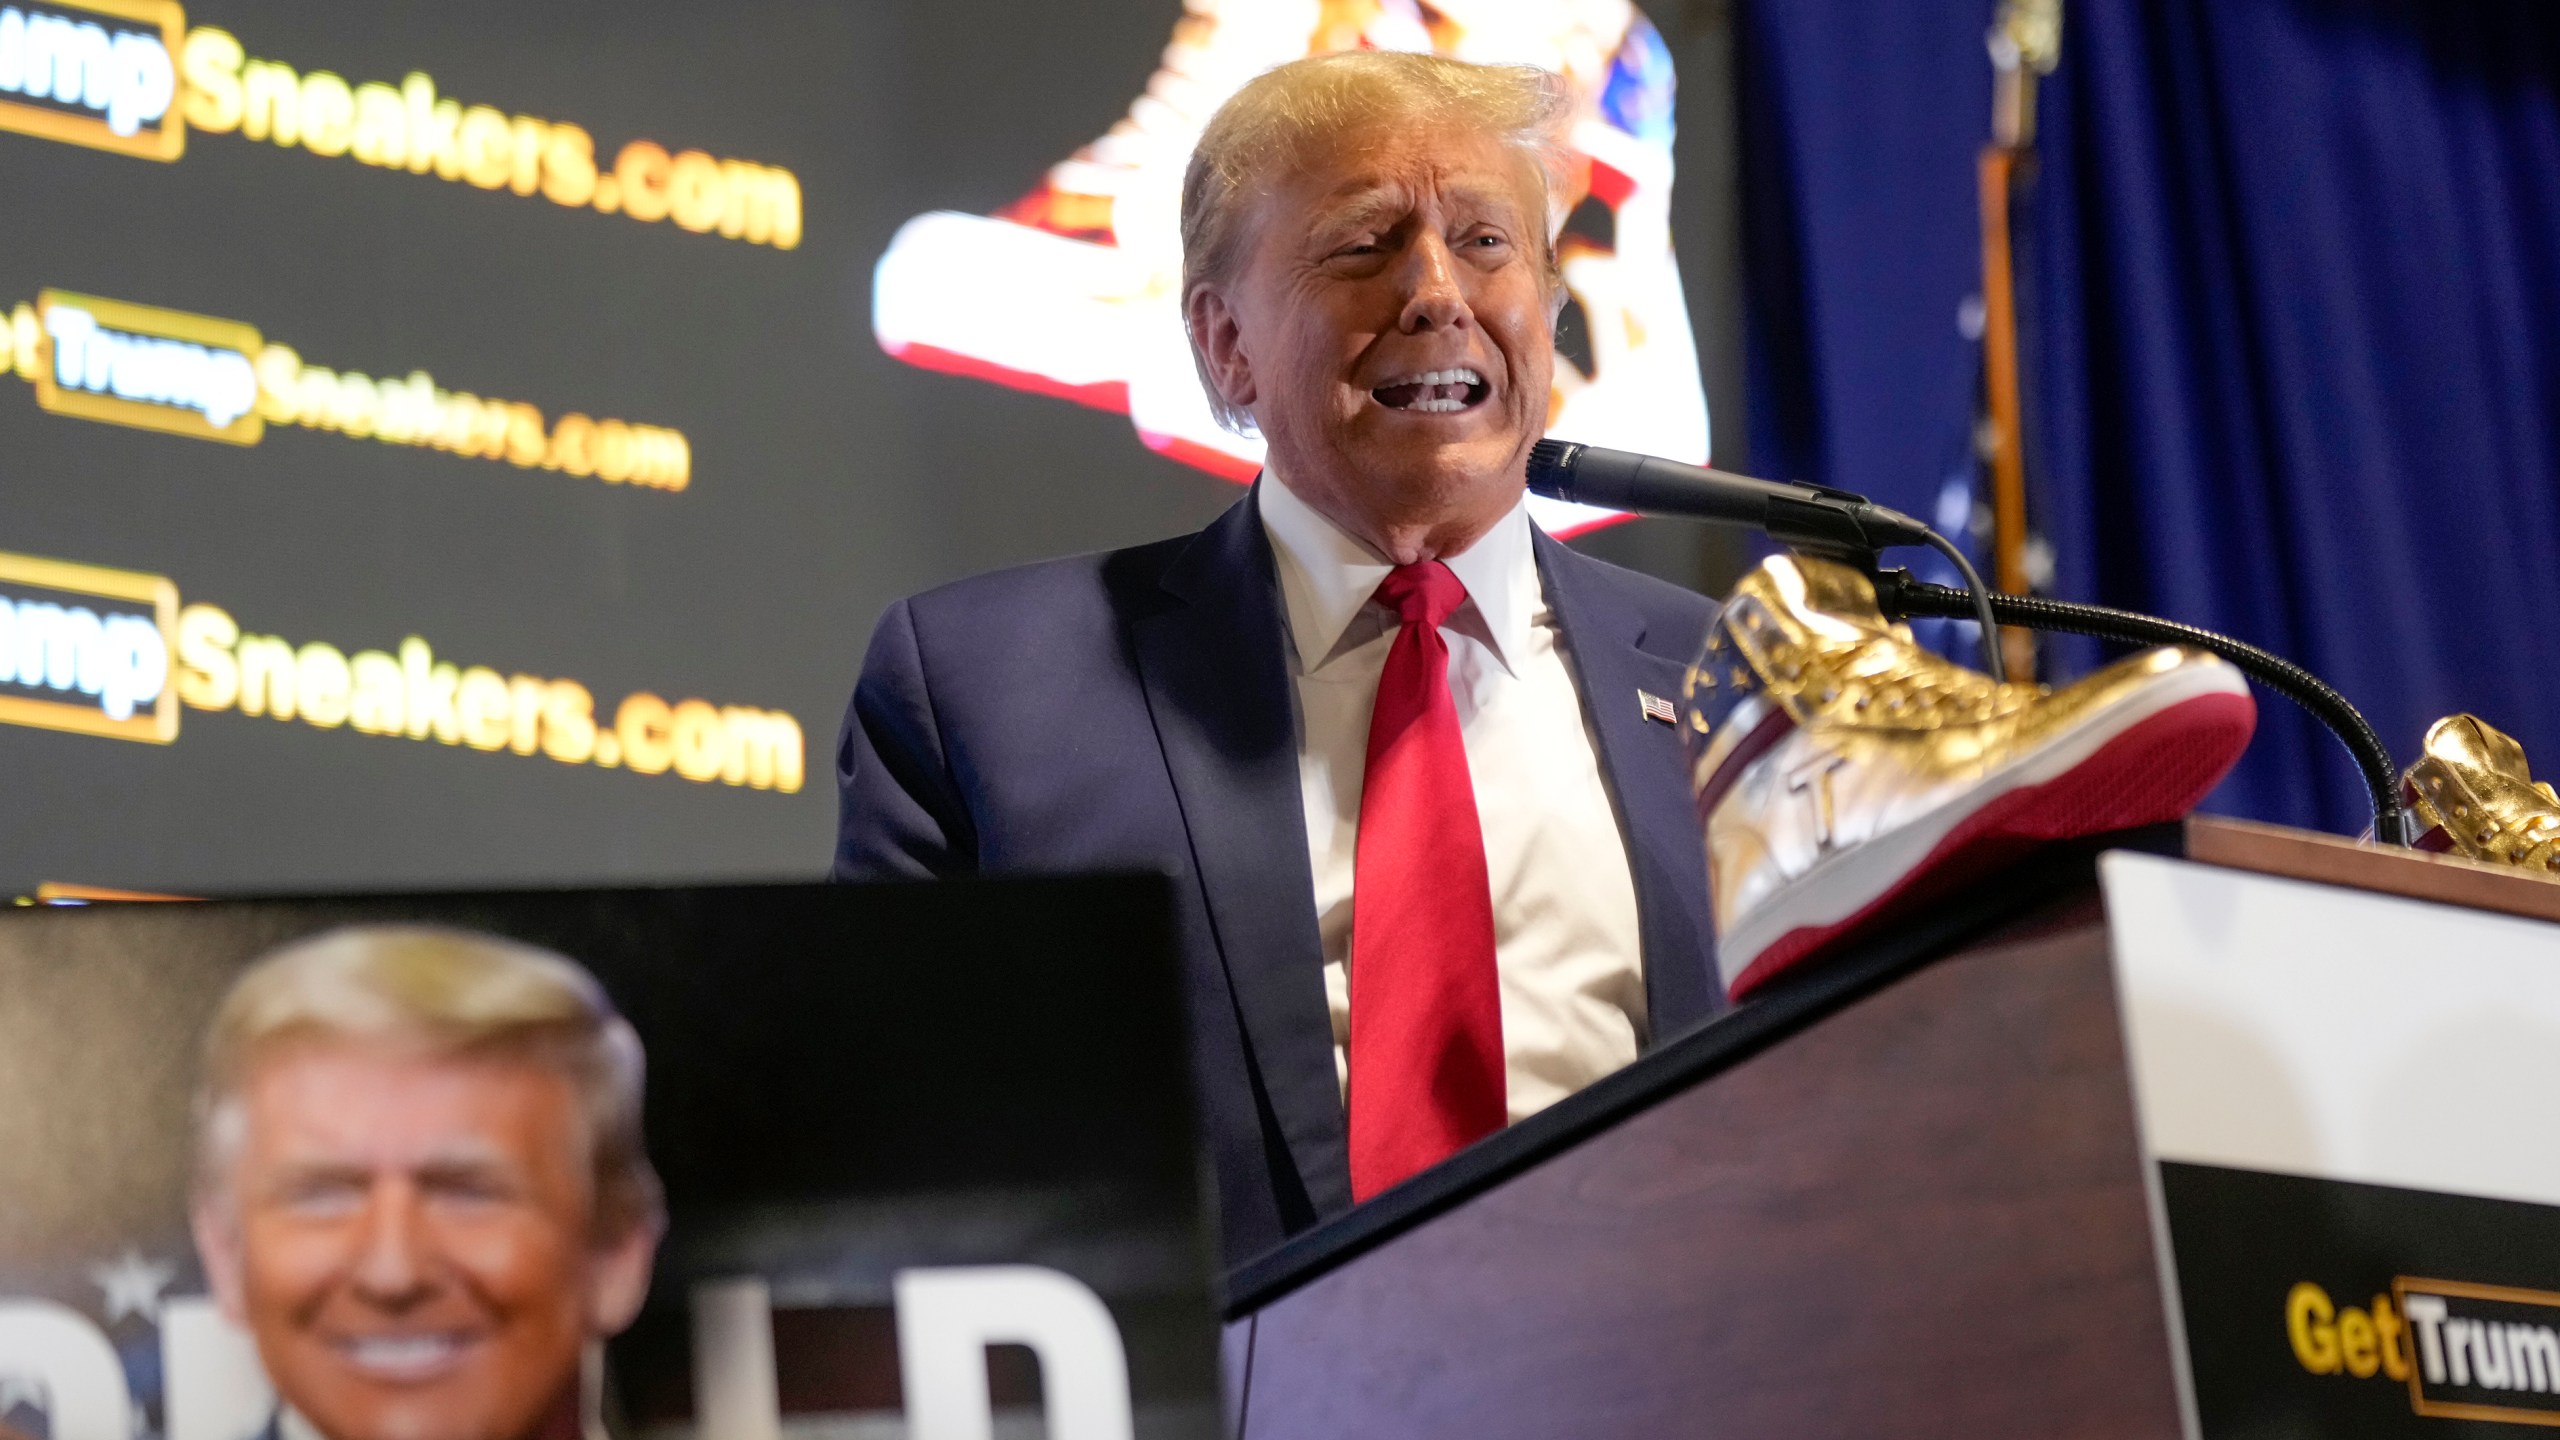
[91,1249,175,1326]
[0,1372,47,1415]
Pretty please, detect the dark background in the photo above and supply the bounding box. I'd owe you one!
[0,0,1747,897]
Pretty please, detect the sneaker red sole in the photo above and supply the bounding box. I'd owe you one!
[1725,688,2257,999]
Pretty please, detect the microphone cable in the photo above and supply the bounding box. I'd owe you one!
[1911,529,2005,685]
[1872,572,2411,846]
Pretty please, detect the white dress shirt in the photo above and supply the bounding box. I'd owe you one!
[1257,473,1649,1125]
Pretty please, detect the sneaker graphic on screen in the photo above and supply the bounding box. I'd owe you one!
[869,0,1710,537]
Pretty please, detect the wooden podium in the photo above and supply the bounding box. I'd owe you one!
[1219,819,2560,1438]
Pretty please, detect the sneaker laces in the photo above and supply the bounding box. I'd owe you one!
[1722,587,2027,732]
[1777,635,2027,730]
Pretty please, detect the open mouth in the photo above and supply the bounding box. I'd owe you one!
[329,1331,478,1382]
[1370,367,1490,414]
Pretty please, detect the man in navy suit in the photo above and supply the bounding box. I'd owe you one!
[835,51,1720,1269]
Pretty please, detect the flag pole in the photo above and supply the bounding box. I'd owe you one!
[1981,0,2059,680]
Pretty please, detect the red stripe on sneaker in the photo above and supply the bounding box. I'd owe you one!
[1693,700,1797,824]
[885,341,1134,415]
[1136,431,1262,483]
[1725,687,2256,999]
[1587,159,1637,209]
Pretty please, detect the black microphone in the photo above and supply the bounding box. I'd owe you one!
[1526,436,2009,683]
[1526,438,1935,556]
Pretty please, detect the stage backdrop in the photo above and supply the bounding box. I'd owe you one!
[0,0,1745,896]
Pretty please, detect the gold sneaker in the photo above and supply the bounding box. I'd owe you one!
[1684,554,2256,997]
[2401,714,2560,870]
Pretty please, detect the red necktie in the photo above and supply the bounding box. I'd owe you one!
[1347,561,1505,1200]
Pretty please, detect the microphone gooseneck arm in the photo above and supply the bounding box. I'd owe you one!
[1528,439,2008,681]
[1873,573,2412,846]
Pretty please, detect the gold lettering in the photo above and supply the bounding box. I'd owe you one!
[164,607,785,792]
[765,166,803,250]
[720,706,804,792]
[671,699,725,781]
[300,368,338,433]
[254,344,302,424]
[2374,1296,2412,1382]
[431,391,480,452]
[468,396,511,460]
[506,673,545,755]
[458,105,512,189]
[457,666,511,750]
[349,649,403,734]
[350,81,405,167]
[615,140,672,222]
[181,39,795,249]
[400,636,460,743]
[328,370,379,440]
[550,413,595,475]
[540,123,595,207]
[295,642,351,728]
[373,372,432,445]
[617,692,673,774]
[2288,1282,2341,1375]
[236,633,297,721]
[668,150,725,233]
[542,679,596,763]
[632,425,689,490]
[401,71,460,179]
[11,305,37,381]
[2338,1307,2379,1379]
[175,604,239,711]
[241,58,300,146]
[507,114,546,196]
[505,403,546,467]
[179,28,244,134]
[720,161,802,250]
[592,419,633,482]
[299,71,355,157]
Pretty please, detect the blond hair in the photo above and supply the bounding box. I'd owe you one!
[1179,51,1572,431]
[192,924,664,1241]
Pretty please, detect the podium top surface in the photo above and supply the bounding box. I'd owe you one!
[2185,815,2560,927]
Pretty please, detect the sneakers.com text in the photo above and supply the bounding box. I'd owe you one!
[2,291,690,489]
[0,1,799,249]
[177,604,804,791]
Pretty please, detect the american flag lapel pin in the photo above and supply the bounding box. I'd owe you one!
[1639,690,1677,726]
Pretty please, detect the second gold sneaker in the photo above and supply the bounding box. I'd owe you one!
[2401,713,2560,870]
[1685,555,2257,998]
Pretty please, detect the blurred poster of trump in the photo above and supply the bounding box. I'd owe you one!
[187,927,664,1440]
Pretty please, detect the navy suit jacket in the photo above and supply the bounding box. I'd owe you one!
[833,488,1724,1268]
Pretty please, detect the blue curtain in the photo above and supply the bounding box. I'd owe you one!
[2033,0,2560,832]
[1743,0,2560,833]
[1737,0,1989,522]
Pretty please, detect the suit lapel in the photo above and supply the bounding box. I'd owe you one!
[1533,531,1724,1038]
[1131,490,1353,1217]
